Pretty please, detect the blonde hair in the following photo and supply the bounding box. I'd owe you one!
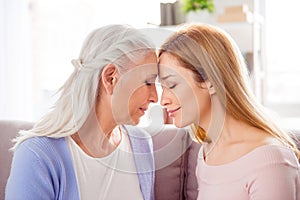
[12,24,155,150]
[158,23,300,159]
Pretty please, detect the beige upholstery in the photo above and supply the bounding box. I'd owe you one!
[152,125,200,200]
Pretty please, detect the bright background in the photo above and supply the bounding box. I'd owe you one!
[1,0,300,130]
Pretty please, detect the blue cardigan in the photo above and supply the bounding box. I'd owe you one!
[5,125,155,200]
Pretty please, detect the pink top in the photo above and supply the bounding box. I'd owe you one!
[197,145,300,200]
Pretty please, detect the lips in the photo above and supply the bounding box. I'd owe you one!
[167,107,181,117]
[139,107,148,115]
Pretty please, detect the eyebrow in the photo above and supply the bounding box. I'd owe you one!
[148,74,158,79]
[160,74,176,80]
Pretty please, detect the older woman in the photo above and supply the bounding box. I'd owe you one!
[6,24,158,200]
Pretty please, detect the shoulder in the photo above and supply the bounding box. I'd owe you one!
[17,136,66,152]
[254,145,298,164]
[14,136,68,164]
[223,145,299,184]
[246,145,300,198]
[11,136,74,180]
[7,136,78,199]
[215,145,300,175]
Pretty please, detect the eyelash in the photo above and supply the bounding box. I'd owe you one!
[145,81,152,86]
[169,84,177,89]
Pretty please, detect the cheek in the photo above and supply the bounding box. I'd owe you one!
[127,87,149,124]
[174,86,200,127]
[163,88,178,102]
[197,90,212,121]
[111,81,137,124]
[129,86,148,110]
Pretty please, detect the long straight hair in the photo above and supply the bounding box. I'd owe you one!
[12,24,154,150]
[158,23,300,159]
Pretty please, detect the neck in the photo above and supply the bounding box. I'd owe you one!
[73,106,122,158]
[201,94,226,155]
[217,115,256,145]
[203,95,226,144]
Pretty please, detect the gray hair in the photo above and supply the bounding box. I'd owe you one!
[12,24,155,149]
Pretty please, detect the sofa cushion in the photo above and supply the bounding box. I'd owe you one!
[152,125,190,200]
[184,140,201,200]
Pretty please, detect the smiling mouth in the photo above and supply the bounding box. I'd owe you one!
[167,107,181,116]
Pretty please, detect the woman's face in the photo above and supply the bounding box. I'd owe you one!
[112,52,158,125]
[158,53,212,128]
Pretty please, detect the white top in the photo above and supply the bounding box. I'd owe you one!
[67,127,144,200]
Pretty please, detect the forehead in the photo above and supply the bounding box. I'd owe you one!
[141,51,157,65]
[134,50,157,69]
[122,52,158,80]
[159,53,188,78]
[159,53,179,66]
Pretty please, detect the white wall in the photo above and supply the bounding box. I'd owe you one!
[0,0,33,120]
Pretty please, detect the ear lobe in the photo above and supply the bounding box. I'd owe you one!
[101,64,119,95]
[207,82,216,95]
[208,85,216,95]
[200,81,216,95]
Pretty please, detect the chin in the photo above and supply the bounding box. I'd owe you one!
[173,120,185,128]
[117,116,139,126]
[133,120,139,125]
[174,118,192,128]
[130,116,140,125]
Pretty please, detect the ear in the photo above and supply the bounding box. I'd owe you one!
[200,81,216,95]
[101,64,119,95]
[208,85,216,95]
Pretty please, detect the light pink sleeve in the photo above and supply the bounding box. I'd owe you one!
[248,163,300,200]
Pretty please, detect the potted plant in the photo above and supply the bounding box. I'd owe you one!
[182,0,214,13]
[182,0,215,23]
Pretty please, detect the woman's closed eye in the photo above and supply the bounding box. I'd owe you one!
[160,80,177,90]
[169,84,177,89]
[145,79,157,86]
[145,76,157,86]
[145,80,152,86]
[159,75,177,90]
[165,81,177,89]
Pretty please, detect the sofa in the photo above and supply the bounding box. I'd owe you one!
[1,112,299,200]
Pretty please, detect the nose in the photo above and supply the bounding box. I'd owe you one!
[160,87,171,106]
[149,84,158,103]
